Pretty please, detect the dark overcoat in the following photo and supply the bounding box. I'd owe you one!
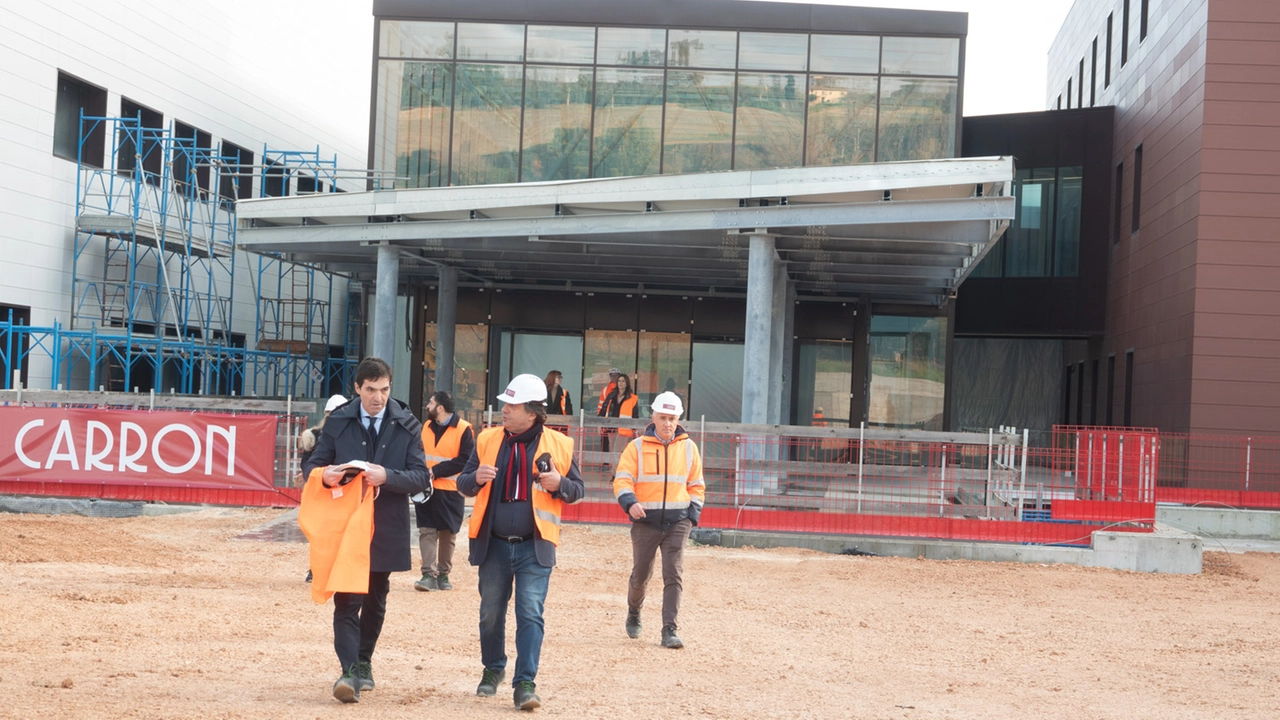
[302,397,430,572]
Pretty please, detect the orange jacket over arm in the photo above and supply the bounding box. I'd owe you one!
[297,467,375,604]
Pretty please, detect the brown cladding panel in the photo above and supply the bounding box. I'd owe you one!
[638,295,693,333]
[584,293,640,331]
[794,301,857,340]
[489,290,585,331]
[691,296,745,338]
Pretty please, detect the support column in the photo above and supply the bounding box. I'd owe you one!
[435,265,458,394]
[741,231,776,425]
[768,260,791,425]
[372,243,398,363]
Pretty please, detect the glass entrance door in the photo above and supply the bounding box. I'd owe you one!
[496,330,583,410]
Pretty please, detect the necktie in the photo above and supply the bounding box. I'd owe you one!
[366,416,379,451]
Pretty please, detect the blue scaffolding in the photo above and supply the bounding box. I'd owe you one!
[1,114,359,395]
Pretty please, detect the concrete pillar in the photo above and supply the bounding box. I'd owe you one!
[768,260,790,425]
[372,243,398,363]
[435,265,458,394]
[741,231,776,425]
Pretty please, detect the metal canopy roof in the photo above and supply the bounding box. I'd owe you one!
[236,156,1014,306]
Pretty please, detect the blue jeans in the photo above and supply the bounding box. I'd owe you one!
[477,539,552,684]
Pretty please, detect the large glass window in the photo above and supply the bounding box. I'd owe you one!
[738,32,808,72]
[597,27,666,66]
[810,34,879,74]
[876,77,957,161]
[972,166,1082,278]
[379,21,454,59]
[795,340,853,426]
[422,323,490,424]
[636,332,691,410]
[735,73,806,170]
[451,63,523,186]
[457,23,525,62]
[593,68,664,177]
[805,75,877,166]
[583,330,637,413]
[690,342,743,422]
[868,316,946,431]
[377,61,453,189]
[522,65,593,181]
[526,25,595,64]
[881,36,960,76]
[663,70,735,174]
[668,29,737,68]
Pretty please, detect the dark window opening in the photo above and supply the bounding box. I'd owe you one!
[1123,350,1134,426]
[1106,354,1116,425]
[263,157,288,198]
[1067,79,1073,109]
[1090,358,1099,425]
[1064,365,1073,425]
[173,121,211,196]
[1132,144,1143,233]
[1090,38,1098,106]
[297,174,320,194]
[1077,59,1084,108]
[1105,14,1113,87]
[1122,0,1130,66]
[1056,94,1062,110]
[1076,360,1085,425]
[1140,0,1149,41]
[218,141,254,203]
[118,97,164,185]
[53,71,107,167]
[0,303,32,389]
[1113,161,1124,243]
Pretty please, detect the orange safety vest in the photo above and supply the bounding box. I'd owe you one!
[468,426,574,546]
[297,467,375,604]
[597,381,616,413]
[812,411,827,427]
[420,417,472,492]
[617,394,640,438]
[613,428,705,515]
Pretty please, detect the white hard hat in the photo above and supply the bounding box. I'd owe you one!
[651,391,684,418]
[497,374,548,404]
[324,394,348,413]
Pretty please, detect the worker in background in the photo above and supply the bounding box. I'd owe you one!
[811,406,827,427]
[596,367,621,453]
[612,391,705,650]
[413,390,474,593]
[599,372,639,451]
[300,393,348,583]
[457,374,586,712]
[544,370,572,415]
[302,357,430,703]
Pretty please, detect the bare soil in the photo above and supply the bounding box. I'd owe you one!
[1,507,1278,719]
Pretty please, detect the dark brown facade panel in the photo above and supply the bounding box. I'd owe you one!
[690,296,745,338]
[1202,99,1280,128]
[584,293,640,331]
[1195,311,1280,342]
[1195,239,1280,265]
[489,290,585,330]
[1201,191,1280,219]
[1191,354,1280,382]
[637,295,692,334]
[1206,41,1280,66]
[1191,404,1280,434]
[1200,171,1280,193]
[1186,380,1280,409]
[1199,215,1280,242]
[794,301,856,340]
[1200,148,1280,174]
[1203,337,1280,360]
[1204,62,1280,85]
[1205,81,1280,103]
[1207,20,1280,42]
[1210,1,1280,23]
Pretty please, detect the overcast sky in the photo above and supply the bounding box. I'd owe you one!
[261,0,1075,152]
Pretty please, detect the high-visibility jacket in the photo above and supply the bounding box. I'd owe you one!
[611,393,640,438]
[468,426,574,546]
[550,386,572,415]
[597,380,616,413]
[297,467,375,604]
[420,417,472,491]
[812,411,827,427]
[613,424,705,528]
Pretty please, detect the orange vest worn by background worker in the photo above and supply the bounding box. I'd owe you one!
[613,425,705,527]
[616,393,640,438]
[420,418,472,492]
[597,380,616,413]
[468,426,574,546]
[297,467,375,604]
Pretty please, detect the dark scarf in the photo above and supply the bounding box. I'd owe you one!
[501,424,541,503]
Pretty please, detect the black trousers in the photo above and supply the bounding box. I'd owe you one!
[333,571,391,671]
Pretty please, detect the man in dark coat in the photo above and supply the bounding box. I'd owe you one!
[302,357,430,704]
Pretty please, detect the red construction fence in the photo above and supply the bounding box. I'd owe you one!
[6,391,1275,544]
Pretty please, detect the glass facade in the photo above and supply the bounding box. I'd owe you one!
[868,315,947,431]
[422,323,491,426]
[375,21,962,187]
[972,166,1083,278]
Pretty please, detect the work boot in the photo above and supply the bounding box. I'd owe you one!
[436,572,453,591]
[332,663,360,703]
[356,660,375,691]
[476,667,505,697]
[305,569,312,583]
[414,573,437,592]
[625,609,642,639]
[513,680,541,711]
[661,625,684,649]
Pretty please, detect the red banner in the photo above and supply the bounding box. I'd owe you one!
[0,407,278,491]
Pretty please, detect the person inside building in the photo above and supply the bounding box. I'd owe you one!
[413,390,474,593]
[301,357,431,704]
[544,370,572,415]
[612,391,705,650]
[599,372,639,451]
[299,393,348,584]
[457,373,586,712]
[596,367,621,453]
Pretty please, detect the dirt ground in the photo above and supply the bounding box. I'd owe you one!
[2,508,1279,719]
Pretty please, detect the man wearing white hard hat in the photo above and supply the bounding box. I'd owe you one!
[457,373,585,711]
[612,391,705,649]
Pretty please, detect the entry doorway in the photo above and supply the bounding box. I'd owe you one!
[495,330,583,412]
